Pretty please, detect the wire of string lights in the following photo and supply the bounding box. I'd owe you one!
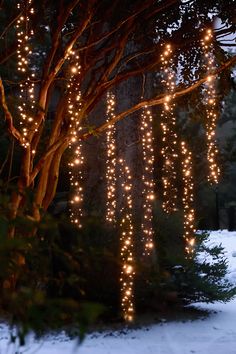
[181,141,195,255]
[105,92,117,224]
[67,53,84,228]
[16,0,36,148]
[140,106,155,255]
[118,158,135,322]
[160,44,178,213]
[201,28,220,184]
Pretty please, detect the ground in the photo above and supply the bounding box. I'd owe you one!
[0,230,236,354]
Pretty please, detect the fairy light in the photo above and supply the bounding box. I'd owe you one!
[16,0,36,148]
[105,92,117,224]
[118,158,135,322]
[67,52,84,228]
[201,28,220,184]
[140,106,155,255]
[181,141,195,255]
[160,44,178,213]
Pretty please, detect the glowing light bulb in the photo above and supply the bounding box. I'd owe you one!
[67,52,84,228]
[16,0,35,148]
[160,44,178,213]
[201,28,220,184]
[140,106,155,255]
[105,92,117,224]
[119,159,135,322]
[181,141,196,255]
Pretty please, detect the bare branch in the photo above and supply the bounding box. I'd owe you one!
[29,135,70,184]
[80,54,236,140]
[0,12,22,39]
[77,0,180,52]
[0,78,24,144]
[42,0,82,79]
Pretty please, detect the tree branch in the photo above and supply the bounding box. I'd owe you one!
[80,54,236,140]
[0,78,24,144]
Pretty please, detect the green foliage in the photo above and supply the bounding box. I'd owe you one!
[135,207,236,312]
[0,186,104,346]
[0,183,235,348]
[159,230,235,304]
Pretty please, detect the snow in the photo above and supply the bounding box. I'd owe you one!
[1,230,236,354]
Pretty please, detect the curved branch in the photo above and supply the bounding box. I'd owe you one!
[29,48,236,181]
[29,135,70,184]
[0,78,24,144]
[77,0,180,52]
[80,54,236,140]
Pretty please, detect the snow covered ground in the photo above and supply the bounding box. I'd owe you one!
[1,230,236,354]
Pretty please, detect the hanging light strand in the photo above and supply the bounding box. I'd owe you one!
[105,92,117,224]
[16,0,36,148]
[160,44,178,213]
[140,106,155,255]
[67,52,84,228]
[201,28,220,184]
[181,141,196,255]
[118,158,135,322]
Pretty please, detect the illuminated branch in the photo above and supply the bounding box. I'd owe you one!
[160,44,178,214]
[118,158,135,322]
[29,54,236,185]
[201,28,220,184]
[140,106,155,254]
[105,91,117,224]
[67,54,84,227]
[181,141,195,255]
[0,78,24,144]
[42,0,82,78]
[80,54,236,140]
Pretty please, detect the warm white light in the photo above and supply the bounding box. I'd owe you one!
[181,141,196,255]
[201,28,220,184]
[105,92,117,224]
[119,159,135,322]
[16,0,35,148]
[67,53,84,228]
[160,44,178,213]
[140,106,155,255]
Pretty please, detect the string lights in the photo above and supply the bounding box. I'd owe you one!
[160,44,178,213]
[67,52,84,228]
[16,0,36,148]
[201,28,220,184]
[140,106,155,255]
[181,141,195,255]
[105,92,117,224]
[118,158,135,322]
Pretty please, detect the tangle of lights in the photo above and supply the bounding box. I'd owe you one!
[105,92,117,224]
[140,106,155,255]
[201,28,220,184]
[118,158,135,322]
[16,0,36,148]
[67,52,84,228]
[160,44,178,213]
[181,141,195,255]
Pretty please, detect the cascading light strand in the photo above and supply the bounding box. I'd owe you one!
[105,92,117,224]
[160,44,178,213]
[16,0,36,148]
[140,106,155,255]
[201,28,220,184]
[181,141,195,255]
[118,158,135,322]
[67,52,84,228]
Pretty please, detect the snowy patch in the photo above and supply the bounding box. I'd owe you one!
[0,230,236,354]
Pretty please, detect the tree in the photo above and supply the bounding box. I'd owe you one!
[0,0,235,235]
